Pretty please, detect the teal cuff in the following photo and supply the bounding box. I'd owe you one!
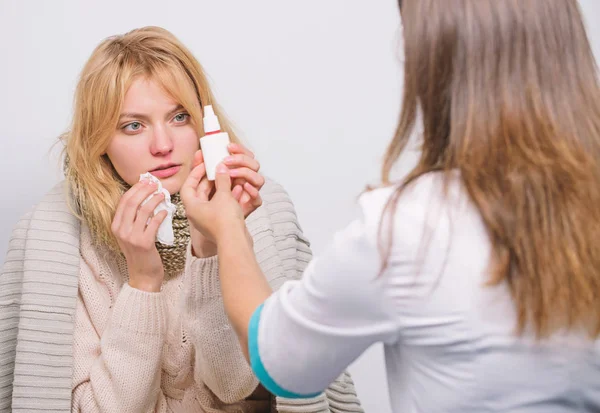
[248,302,321,399]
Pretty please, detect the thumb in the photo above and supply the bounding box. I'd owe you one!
[215,163,232,194]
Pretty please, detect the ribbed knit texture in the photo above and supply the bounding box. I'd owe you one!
[0,179,364,413]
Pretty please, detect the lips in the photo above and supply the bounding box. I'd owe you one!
[152,163,176,171]
[149,164,181,179]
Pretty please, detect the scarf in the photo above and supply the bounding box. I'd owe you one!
[155,192,189,278]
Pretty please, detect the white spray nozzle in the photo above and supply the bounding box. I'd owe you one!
[203,104,221,134]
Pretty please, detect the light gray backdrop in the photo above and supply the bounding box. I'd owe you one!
[1,1,599,411]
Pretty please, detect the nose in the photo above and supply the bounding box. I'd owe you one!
[150,125,174,156]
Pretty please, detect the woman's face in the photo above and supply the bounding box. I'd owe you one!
[105,76,200,194]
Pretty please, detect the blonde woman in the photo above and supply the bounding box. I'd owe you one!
[0,26,363,413]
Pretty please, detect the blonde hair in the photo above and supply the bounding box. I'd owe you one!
[63,26,240,251]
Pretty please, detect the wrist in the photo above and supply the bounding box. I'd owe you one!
[191,240,218,258]
[217,221,252,250]
[191,231,218,258]
[129,275,163,292]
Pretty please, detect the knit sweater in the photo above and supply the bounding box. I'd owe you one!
[0,179,363,413]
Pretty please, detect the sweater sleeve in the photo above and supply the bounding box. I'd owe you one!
[184,247,260,405]
[182,178,312,407]
[71,258,170,413]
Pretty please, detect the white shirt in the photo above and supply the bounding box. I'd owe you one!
[248,173,600,412]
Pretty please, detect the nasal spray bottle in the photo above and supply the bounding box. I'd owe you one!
[200,105,230,181]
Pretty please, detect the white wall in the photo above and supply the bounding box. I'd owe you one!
[0,1,598,412]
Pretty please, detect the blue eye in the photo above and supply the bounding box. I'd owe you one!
[174,113,189,123]
[124,122,142,132]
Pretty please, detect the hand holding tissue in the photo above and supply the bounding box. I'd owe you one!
[140,172,177,245]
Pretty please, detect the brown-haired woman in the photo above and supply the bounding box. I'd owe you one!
[185,1,600,411]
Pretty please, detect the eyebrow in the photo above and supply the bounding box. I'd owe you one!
[118,104,185,122]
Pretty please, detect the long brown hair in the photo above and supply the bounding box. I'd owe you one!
[381,0,600,338]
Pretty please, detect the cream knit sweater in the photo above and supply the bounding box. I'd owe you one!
[0,179,363,413]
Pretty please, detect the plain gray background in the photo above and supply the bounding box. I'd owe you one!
[1,1,599,411]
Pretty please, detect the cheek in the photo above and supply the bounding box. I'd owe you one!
[105,136,145,185]
[175,127,200,164]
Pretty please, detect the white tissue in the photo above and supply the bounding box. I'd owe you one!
[139,172,177,245]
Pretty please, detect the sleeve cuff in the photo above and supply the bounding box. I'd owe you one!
[185,241,221,299]
[112,283,168,335]
[248,302,321,399]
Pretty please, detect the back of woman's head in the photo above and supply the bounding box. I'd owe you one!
[63,26,238,251]
[383,0,600,338]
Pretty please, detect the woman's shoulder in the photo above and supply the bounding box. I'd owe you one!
[10,180,79,241]
[360,171,461,205]
[28,180,74,215]
[357,171,469,240]
[258,176,295,206]
[251,176,299,225]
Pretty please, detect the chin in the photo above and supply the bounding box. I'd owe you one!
[161,176,184,195]
[162,181,183,195]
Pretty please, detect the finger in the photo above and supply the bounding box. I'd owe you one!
[244,183,263,208]
[145,210,168,237]
[197,173,214,202]
[223,154,260,172]
[192,149,204,167]
[232,177,247,190]
[133,192,165,233]
[120,181,160,233]
[228,167,265,188]
[240,191,251,206]
[112,180,150,231]
[252,193,263,208]
[215,163,233,193]
[243,181,260,199]
[227,142,255,159]
[181,163,207,200]
[232,184,244,201]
